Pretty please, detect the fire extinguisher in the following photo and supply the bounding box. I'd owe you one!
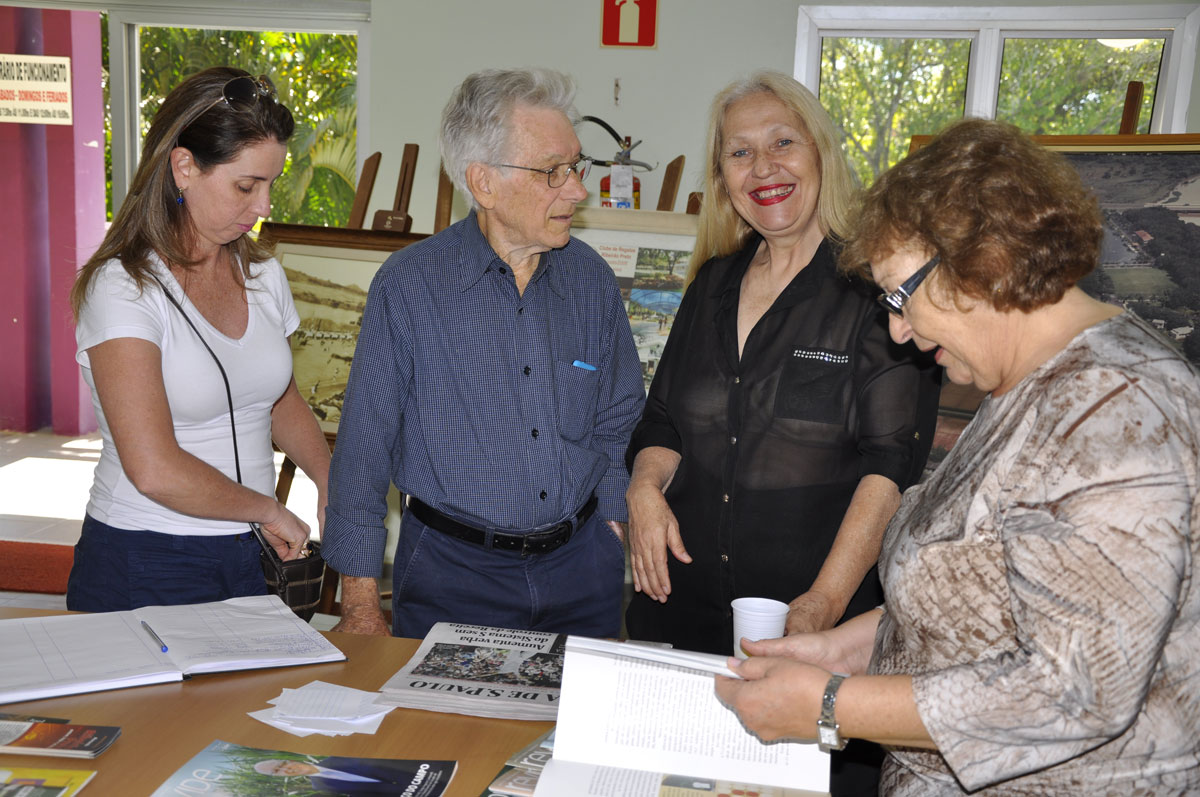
[582,116,654,209]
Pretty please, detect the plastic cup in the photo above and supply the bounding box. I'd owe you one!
[731,597,789,658]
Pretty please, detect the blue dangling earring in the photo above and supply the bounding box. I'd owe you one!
[176,187,184,206]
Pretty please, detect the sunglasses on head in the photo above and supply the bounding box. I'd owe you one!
[209,74,277,112]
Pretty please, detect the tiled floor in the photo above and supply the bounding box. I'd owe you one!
[0,428,323,619]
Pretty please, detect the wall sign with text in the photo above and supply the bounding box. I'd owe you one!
[601,0,657,48]
[0,54,72,125]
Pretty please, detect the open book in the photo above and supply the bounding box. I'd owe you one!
[375,623,565,720]
[532,637,830,796]
[0,595,345,705]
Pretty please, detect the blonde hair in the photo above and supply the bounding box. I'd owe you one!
[686,71,857,285]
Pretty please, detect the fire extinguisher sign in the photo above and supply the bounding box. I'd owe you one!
[601,0,657,48]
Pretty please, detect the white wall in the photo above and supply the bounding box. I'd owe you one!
[367,0,1200,235]
[366,0,799,232]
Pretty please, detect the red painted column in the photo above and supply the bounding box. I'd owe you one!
[44,10,103,435]
[0,7,46,432]
[0,7,102,434]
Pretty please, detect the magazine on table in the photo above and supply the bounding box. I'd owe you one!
[149,740,456,797]
[479,728,555,797]
[532,636,830,797]
[0,765,95,797]
[375,623,567,721]
[0,719,120,759]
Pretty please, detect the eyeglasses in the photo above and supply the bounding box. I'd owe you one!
[209,74,277,112]
[496,157,592,188]
[877,254,940,317]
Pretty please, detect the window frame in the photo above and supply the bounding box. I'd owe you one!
[796,4,1199,134]
[93,0,369,215]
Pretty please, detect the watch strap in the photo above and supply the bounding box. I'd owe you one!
[817,673,848,753]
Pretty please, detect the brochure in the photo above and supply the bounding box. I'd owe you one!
[0,766,95,797]
[0,720,119,759]
[149,740,456,797]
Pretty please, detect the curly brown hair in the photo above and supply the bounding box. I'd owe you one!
[840,118,1102,313]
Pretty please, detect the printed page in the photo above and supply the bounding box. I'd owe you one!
[0,611,180,704]
[568,637,738,678]
[535,760,828,797]
[376,623,563,718]
[134,595,344,674]
[552,638,829,794]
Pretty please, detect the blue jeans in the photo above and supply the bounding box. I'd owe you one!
[390,510,625,639]
[66,514,267,612]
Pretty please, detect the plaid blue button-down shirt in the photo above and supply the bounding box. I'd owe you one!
[322,212,645,578]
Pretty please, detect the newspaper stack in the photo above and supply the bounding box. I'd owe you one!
[374,623,565,720]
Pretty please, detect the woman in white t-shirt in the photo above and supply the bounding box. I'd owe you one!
[66,67,330,611]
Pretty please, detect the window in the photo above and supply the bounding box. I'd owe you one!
[799,5,1198,182]
[820,36,970,186]
[995,36,1165,135]
[138,26,359,227]
[104,1,369,222]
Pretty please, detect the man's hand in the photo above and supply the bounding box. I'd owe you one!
[329,575,391,636]
[626,480,690,602]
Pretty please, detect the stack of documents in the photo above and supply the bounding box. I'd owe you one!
[375,623,565,720]
[249,680,395,737]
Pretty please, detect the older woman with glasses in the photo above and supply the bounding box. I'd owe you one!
[67,67,329,611]
[717,118,1200,795]
[624,70,940,794]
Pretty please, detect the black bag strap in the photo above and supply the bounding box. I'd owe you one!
[150,272,287,577]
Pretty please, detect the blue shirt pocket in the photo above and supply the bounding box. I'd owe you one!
[555,359,601,441]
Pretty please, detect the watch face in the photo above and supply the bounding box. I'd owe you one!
[818,721,844,752]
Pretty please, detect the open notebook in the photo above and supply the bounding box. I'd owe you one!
[0,594,345,704]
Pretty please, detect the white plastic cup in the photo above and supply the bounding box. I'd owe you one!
[731,597,789,659]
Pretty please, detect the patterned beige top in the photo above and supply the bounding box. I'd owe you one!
[872,313,1200,796]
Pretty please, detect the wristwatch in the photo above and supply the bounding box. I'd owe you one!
[817,673,848,753]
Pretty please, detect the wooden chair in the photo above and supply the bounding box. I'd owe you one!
[372,143,419,233]
[656,155,686,212]
[686,192,703,215]
[433,163,455,233]
[346,151,382,229]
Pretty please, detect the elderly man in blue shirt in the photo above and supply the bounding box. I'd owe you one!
[323,67,645,640]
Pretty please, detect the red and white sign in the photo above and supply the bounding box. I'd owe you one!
[601,0,657,48]
[0,54,73,126]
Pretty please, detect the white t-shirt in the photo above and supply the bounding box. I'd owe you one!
[75,253,300,535]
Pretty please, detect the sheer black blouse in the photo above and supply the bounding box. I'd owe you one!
[625,236,940,654]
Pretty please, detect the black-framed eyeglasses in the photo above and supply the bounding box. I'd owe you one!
[877,254,940,317]
[211,75,277,112]
[496,157,592,188]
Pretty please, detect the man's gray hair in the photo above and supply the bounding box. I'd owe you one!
[439,67,580,203]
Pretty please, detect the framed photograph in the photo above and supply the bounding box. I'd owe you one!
[259,222,427,429]
[571,207,699,388]
[908,133,1200,465]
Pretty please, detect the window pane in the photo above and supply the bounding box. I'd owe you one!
[820,36,970,186]
[996,37,1164,135]
[138,27,358,227]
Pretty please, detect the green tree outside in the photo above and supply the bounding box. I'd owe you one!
[100,17,358,227]
[995,37,1163,135]
[820,37,971,187]
[820,35,1165,185]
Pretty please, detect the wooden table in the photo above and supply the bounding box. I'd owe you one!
[0,609,552,796]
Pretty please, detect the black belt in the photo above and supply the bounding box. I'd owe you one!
[407,494,598,556]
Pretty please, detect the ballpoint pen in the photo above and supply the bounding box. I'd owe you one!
[141,620,168,653]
